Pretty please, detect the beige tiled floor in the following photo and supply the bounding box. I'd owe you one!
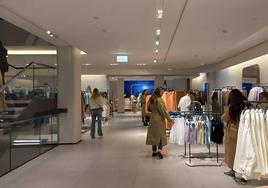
[0,113,268,188]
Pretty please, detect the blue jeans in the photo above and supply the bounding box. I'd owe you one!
[91,109,103,138]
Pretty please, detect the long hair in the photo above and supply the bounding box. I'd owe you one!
[149,87,162,103]
[228,89,246,122]
[212,92,218,102]
[91,88,100,100]
[142,89,147,95]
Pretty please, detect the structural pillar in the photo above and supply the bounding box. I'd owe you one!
[57,46,81,144]
[117,78,125,113]
[155,76,164,88]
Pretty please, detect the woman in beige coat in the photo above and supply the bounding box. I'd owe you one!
[221,89,246,178]
[146,87,174,159]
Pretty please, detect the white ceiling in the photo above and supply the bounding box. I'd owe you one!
[1,0,268,75]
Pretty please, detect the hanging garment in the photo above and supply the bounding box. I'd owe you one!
[169,117,185,145]
[210,118,224,144]
[196,122,205,144]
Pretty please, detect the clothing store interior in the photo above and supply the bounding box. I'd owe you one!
[1,1,268,188]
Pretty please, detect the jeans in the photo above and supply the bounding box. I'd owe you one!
[91,108,103,138]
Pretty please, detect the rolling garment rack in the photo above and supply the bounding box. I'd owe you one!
[173,111,223,167]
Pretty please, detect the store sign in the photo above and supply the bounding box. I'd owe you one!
[117,55,128,63]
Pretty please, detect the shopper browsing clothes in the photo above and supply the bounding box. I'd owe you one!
[88,88,104,139]
[146,87,174,159]
[178,90,193,112]
[221,89,246,182]
[140,89,150,126]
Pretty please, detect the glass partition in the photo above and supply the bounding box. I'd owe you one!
[0,115,59,176]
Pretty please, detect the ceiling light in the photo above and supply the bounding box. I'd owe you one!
[153,59,157,63]
[157,9,163,19]
[80,51,87,55]
[110,64,119,66]
[83,64,91,66]
[49,34,54,37]
[46,30,51,35]
[168,68,172,71]
[156,29,161,35]
[54,64,57,66]
[155,49,159,53]
[156,41,160,46]
[8,50,57,55]
[137,64,146,66]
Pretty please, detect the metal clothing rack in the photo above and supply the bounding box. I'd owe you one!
[176,111,223,167]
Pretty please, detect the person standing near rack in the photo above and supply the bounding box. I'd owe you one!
[88,88,104,139]
[178,90,193,112]
[140,89,150,126]
[212,91,221,114]
[221,89,246,179]
[146,87,174,159]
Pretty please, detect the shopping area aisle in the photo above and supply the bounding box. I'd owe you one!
[0,113,267,188]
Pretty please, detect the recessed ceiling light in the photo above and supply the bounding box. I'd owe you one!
[110,64,119,66]
[153,59,157,63]
[157,9,163,19]
[156,41,160,46]
[54,64,57,66]
[155,49,159,53]
[49,34,54,37]
[156,29,161,35]
[46,30,51,35]
[83,64,91,66]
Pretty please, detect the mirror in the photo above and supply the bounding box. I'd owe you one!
[242,64,260,94]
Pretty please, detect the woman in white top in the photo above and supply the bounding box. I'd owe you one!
[89,88,103,139]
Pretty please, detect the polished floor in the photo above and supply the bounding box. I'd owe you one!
[0,113,267,188]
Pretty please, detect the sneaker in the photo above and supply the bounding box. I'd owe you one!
[157,151,164,159]
[152,152,157,157]
[224,170,235,178]
[240,178,247,185]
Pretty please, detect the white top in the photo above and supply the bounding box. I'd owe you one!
[178,95,191,111]
[89,96,103,110]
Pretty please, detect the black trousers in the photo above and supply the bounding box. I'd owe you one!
[152,140,163,152]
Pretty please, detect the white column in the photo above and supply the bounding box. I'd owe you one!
[117,78,125,113]
[155,76,164,88]
[57,46,81,144]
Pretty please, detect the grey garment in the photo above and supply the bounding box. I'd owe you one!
[258,103,268,109]
[91,109,103,138]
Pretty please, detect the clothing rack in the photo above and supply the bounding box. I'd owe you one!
[175,111,223,167]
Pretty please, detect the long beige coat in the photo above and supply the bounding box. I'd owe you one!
[146,97,171,146]
[140,94,146,117]
[221,107,239,169]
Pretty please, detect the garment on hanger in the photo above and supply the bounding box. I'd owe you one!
[233,108,268,179]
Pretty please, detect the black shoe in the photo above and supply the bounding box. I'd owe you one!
[152,152,157,157]
[224,170,235,178]
[157,151,164,159]
[240,178,247,185]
